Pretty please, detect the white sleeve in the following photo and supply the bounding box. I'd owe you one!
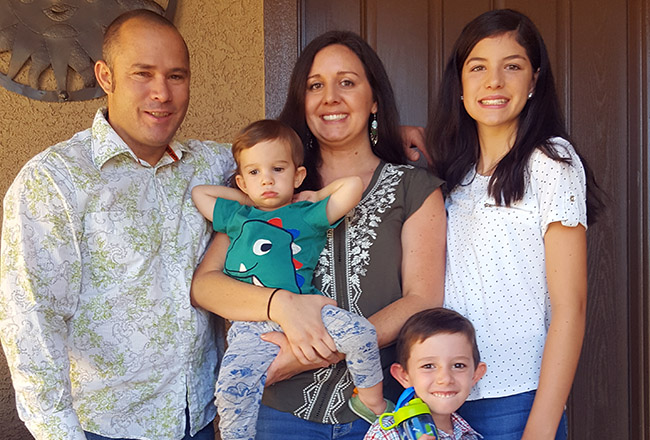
[0,158,87,440]
[529,139,588,235]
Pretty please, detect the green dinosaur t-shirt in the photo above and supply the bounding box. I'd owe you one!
[212,197,337,295]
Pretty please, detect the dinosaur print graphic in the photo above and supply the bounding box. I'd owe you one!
[223,217,306,292]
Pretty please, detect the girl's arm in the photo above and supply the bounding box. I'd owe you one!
[191,233,339,366]
[191,184,252,221]
[522,222,587,439]
[400,125,432,165]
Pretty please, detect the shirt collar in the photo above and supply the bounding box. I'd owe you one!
[449,412,483,439]
[90,108,190,169]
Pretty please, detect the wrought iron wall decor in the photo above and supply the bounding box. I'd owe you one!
[0,0,178,102]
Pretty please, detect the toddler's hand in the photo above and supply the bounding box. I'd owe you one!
[293,190,318,203]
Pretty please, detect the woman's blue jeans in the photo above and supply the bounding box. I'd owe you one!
[457,390,568,440]
[255,403,371,440]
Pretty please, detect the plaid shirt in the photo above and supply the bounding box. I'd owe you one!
[364,412,482,440]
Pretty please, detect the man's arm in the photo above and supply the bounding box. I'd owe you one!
[0,163,87,440]
[191,184,252,221]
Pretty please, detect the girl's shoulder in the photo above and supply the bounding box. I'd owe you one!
[529,137,588,231]
[529,137,584,175]
[532,137,579,160]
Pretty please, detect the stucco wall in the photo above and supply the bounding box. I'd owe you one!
[0,1,264,438]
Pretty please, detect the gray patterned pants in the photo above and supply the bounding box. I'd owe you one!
[215,304,382,440]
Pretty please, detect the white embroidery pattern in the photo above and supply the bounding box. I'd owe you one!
[301,163,406,421]
[295,366,334,420]
[323,371,353,424]
[345,164,403,315]
[316,229,336,300]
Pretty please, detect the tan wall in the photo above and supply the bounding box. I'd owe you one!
[0,1,264,438]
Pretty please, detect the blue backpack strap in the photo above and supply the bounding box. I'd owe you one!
[395,386,416,410]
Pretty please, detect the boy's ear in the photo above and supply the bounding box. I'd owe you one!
[472,362,487,386]
[390,363,412,389]
[294,166,307,188]
[235,174,249,194]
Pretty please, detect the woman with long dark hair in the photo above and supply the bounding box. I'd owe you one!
[193,31,446,439]
[427,9,601,440]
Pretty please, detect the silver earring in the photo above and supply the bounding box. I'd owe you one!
[370,113,378,146]
[460,95,464,101]
[528,92,533,99]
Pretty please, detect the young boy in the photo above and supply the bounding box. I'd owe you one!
[192,119,389,440]
[364,308,487,440]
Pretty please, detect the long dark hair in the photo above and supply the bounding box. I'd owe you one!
[426,9,602,220]
[279,30,406,190]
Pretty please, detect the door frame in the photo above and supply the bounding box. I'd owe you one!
[627,0,650,438]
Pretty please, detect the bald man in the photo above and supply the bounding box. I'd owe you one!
[0,10,233,440]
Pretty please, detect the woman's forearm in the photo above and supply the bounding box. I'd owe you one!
[369,189,446,347]
[191,233,273,321]
[368,292,441,348]
[191,233,339,364]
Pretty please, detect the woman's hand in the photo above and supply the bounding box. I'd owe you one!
[269,290,340,365]
[261,331,344,385]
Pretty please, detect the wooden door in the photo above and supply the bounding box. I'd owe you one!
[264,1,650,438]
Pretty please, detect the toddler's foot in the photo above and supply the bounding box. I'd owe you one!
[348,394,395,424]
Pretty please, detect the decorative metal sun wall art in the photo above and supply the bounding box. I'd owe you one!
[0,0,178,102]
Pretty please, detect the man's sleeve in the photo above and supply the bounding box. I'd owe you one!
[200,140,236,186]
[0,160,87,440]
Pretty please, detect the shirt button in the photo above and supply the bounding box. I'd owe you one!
[570,195,575,202]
